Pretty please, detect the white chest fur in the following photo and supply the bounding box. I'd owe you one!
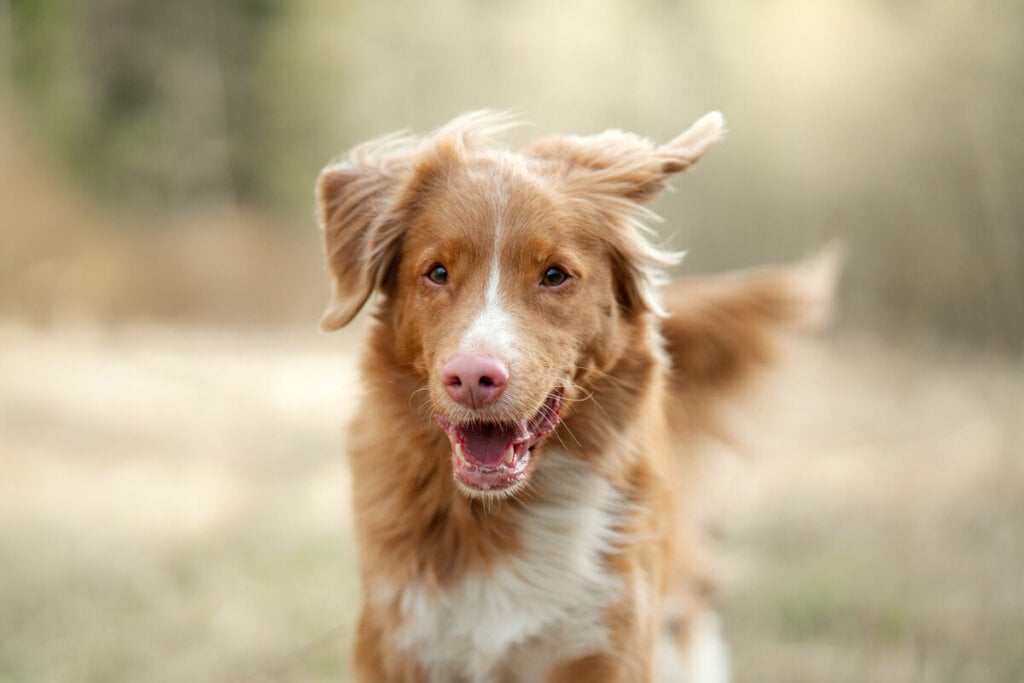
[382,451,626,683]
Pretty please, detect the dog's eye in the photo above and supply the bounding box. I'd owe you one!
[426,264,449,285]
[540,266,569,288]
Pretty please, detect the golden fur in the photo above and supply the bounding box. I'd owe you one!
[316,111,835,682]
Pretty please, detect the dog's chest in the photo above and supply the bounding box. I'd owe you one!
[387,452,625,683]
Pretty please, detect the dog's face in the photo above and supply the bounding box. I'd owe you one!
[317,112,723,498]
[392,161,625,496]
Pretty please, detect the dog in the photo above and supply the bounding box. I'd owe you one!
[316,111,836,682]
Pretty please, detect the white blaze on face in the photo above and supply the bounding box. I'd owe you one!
[457,184,519,362]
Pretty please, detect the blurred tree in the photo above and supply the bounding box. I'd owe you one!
[7,0,295,211]
[2,0,1021,348]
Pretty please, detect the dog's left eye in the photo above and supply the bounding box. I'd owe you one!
[426,263,449,285]
[540,266,569,288]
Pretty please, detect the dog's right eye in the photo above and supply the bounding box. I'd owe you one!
[540,266,569,288]
[426,264,449,285]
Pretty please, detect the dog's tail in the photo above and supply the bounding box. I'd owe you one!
[661,244,842,443]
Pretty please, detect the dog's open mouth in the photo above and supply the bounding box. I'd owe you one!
[435,393,563,493]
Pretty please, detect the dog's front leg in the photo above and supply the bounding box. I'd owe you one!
[547,652,649,683]
[352,607,428,683]
[545,575,658,683]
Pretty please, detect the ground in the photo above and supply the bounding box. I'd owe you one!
[0,322,1021,682]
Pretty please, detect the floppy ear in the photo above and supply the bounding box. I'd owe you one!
[525,112,725,317]
[318,112,520,331]
[524,111,725,202]
[316,134,416,331]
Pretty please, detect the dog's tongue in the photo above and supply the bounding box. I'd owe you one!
[460,422,521,466]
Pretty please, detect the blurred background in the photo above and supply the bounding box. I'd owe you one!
[1,1,1021,681]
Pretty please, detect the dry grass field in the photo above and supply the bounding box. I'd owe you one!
[1,322,1021,682]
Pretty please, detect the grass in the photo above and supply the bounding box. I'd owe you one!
[716,334,1024,682]
[0,323,364,683]
[0,322,1020,682]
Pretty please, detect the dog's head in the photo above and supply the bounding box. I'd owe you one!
[317,112,724,498]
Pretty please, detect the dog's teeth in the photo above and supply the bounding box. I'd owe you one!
[455,442,466,463]
[503,445,514,466]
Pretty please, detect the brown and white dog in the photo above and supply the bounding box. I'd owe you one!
[316,112,835,682]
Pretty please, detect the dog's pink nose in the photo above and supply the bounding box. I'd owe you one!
[442,354,509,409]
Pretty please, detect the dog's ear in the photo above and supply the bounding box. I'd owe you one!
[316,135,418,331]
[524,111,725,203]
[524,113,724,318]
[318,113,519,330]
